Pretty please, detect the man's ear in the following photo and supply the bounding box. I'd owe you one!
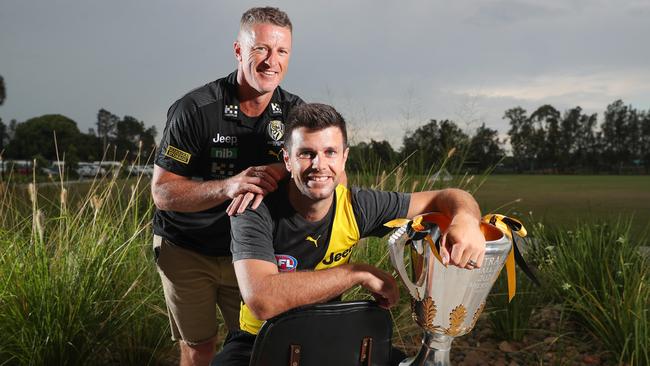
[233,41,242,62]
[282,148,291,172]
[343,146,349,165]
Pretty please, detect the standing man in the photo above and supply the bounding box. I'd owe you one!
[213,103,486,365]
[151,7,302,366]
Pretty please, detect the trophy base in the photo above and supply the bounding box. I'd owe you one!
[400,332,453,366]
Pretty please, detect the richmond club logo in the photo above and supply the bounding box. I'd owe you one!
[267,120,284,141]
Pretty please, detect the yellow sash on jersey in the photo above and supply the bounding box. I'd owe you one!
[239,185,361,334]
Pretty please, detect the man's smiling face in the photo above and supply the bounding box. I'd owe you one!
[235,23,292,96]
[284,126,349,201]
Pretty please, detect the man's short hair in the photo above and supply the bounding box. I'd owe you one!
[240,7,292,33]
[284,103,348,151]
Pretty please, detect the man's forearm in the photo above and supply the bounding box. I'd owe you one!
[153,178,230,212]
[434,188,480,220]
[152,163,286,212]
[408,188,480,220]
[237,261,378,320]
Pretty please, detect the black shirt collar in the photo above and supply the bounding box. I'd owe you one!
[222,70,284,126]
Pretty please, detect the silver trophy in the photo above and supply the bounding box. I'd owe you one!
[387,213,512,366]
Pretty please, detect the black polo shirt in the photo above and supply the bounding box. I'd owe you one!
[153,71,304,256]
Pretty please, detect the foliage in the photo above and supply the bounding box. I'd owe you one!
[347,139,398,172]
[0,75,5,106]
[0,170,173,365]
[96,108,119,154]
[529,219,650,365]
[3,109,157,164]
[5,114,83,162]
[505,100,649,174]
[401,119,470,173]
[0,118,7,152]
[486,268,542,341]
[114,115,158,163]
[467,123,505,172]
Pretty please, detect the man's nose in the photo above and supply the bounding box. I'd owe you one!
[265,50,278,67]
[311,154,324,170]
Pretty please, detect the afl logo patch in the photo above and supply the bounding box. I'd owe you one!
[275,254,297,272]
[267,120,284,141]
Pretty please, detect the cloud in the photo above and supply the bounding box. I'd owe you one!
[465,0,571,26]
[453,68,650,108]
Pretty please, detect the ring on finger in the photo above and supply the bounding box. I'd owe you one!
[467,259,478,267]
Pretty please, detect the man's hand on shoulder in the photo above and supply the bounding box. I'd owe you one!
[226,163,286,216]
[441,213,486,268]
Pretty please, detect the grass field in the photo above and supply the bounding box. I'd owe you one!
[473,175,650,239]
[1,172,648,365]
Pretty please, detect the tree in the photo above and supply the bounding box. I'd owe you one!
[639,110,650,173]
[467,123,505,171]
[0,118,6,153]
[114,116,157,162]
[347,139,397,172]
[5,114,82,161]
[530,105,561,172]
[401,119,469,172]
[575,112,599,172]
[115,115,144,160]
[0,76,6,153]
[601,100,637,173]
[141,125,157,161]
[96,108,119,155]
[505,107,535,172]
[558,107,581,171]
[0,75,5,106]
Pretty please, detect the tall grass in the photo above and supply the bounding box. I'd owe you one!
[0,165,172,365]
[530,219,650,365]
[485,268,542,342]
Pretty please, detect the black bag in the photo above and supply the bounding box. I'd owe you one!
[249,301,394,366]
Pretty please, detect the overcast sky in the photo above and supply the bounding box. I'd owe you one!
[1,0,649,148]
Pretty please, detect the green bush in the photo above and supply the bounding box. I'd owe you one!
[486,268,542,342]
[0,172,172,365]
[530,219,649,365]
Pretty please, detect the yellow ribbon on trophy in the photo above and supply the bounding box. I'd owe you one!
[385,213,539,302]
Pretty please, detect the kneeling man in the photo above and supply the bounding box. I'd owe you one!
[213,103,486,365]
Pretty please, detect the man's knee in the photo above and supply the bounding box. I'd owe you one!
[180,337,218,364]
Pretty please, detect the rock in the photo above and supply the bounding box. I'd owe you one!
[543,336,558,344]
[583,355,601,364]
[462,350,482,366]
[498,341,518,353]
[493,358,507,366]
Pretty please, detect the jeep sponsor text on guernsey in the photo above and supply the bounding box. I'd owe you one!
[212,133,238,145]
[321,247,353,265]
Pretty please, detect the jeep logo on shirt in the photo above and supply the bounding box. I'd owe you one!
[321,248,353,265]
[212,133,238,145]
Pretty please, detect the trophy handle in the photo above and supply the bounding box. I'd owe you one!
[388,224,425,300]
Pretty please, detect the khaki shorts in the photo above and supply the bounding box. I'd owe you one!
[154,235,241,345]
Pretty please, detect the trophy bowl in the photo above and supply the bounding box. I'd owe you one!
[387,213,511,366]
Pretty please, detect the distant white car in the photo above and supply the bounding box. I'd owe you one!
[76,164,106,178]
[127,164,154,177]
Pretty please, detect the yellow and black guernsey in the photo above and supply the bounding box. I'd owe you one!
[230,183,410,334]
